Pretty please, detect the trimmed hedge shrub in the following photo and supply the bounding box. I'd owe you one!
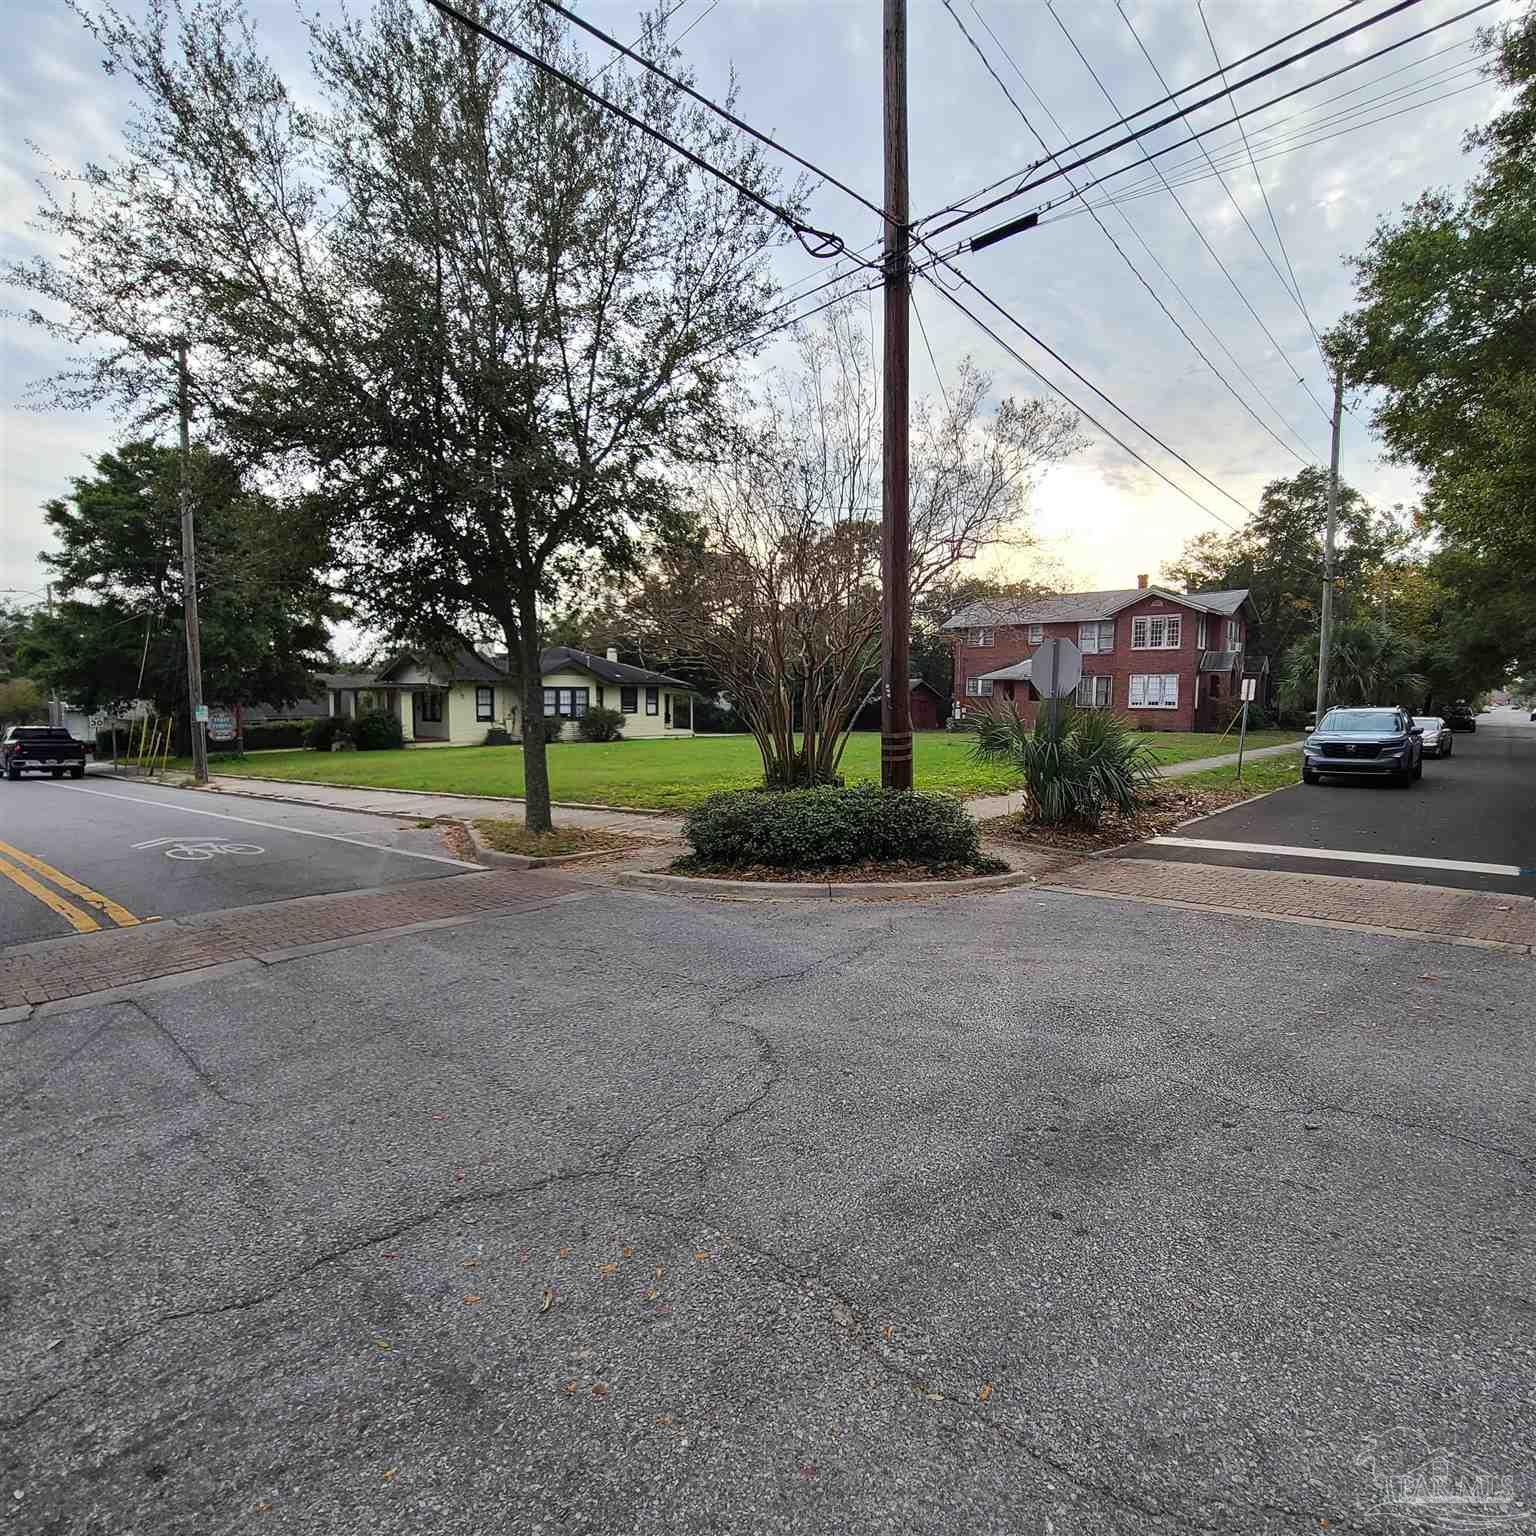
[576,705,624,743]
[351,708,405,751]
[306,716,350,750]
[483,726,514,746]
[684,786,981,870]
[241,718,310,750]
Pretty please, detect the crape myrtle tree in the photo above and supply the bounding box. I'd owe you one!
[9,0,794,831]
[639,304,1082,788]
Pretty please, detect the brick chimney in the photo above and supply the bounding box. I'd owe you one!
[1136,573,1149,590]
[606,646,620,662]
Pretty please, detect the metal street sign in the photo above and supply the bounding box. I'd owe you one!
[1241,677,1257,702]
[1031,637,1082,698]
[193,704,209,724]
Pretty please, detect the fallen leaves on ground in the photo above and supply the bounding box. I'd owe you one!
[978,1383,993,1402]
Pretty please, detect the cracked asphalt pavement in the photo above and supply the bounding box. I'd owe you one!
[3,883,1533,1533]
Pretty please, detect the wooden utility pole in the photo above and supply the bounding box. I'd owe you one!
[178,340,209,785]
[1314,371,1344,727]
[880,0,913,790]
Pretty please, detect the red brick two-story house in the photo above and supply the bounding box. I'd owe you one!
[944,577,1257,733]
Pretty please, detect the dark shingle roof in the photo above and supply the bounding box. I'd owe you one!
[539,647,695,692]
[365,646,695,691]
[943,586,1249,630]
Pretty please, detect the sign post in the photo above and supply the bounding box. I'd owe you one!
[1030,637,1083,735]
[1236,676,1257,781]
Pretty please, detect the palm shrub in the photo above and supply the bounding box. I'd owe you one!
[971,702,1159,828]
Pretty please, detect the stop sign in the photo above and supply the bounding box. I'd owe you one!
[1031,637,1082,698]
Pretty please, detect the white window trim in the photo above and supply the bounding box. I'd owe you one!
[1130,673,1180,709]
[1026,623,1044,644]
[1132,614,1182,649]
[965,677,994,697]
[968,627,995,648]
[1078,621,1113,655]
[1226,617,1242,650]
[1077,674,1110,709]
[1197,615,1208,648]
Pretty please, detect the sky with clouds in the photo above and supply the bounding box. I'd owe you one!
[0,0,1520,618]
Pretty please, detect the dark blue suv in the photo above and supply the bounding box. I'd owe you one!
[1303,707,1424,787]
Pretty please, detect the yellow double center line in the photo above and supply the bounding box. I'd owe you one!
[0,838,141,934]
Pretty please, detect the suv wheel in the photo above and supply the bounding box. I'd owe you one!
[1302,765,1320,785]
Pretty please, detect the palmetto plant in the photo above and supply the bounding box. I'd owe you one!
[970,702,1160,827]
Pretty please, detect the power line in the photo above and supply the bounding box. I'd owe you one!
[917,0,1386,233]
[589,0,697,84]
[947,0,1319,465]
[422,0,850,258]
[934,0,1504,254]
[1057,52,1492,215]
[529,0,891,230]
[1044,0,1330,430]
[911,287,951,414]
[919,0,1502,246]
[921,273,1245,533]
[1051,75,1493,232]
[1118,1,1332,380]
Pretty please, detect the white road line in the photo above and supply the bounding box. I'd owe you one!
[52,783,486,871]
[1148,836,1531,879]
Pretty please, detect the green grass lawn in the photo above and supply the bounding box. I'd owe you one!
[188,728,1302,812]
[1174,748,1303,794]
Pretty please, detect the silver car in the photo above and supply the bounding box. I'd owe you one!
[1414,716,1453,758]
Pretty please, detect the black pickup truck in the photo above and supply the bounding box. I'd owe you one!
[2,725,88,781]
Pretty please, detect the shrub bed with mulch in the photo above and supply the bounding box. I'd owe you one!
[675,786,1007,882]
[470,820,656,857]
[978,774,1290,854]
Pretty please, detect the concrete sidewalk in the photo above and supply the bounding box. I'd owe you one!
[964,739,1300,820]
[153,773,686,841]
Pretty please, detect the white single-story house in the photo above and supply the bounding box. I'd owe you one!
[325,646,698,744]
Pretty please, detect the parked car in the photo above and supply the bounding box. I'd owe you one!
[1,725,88,781]
[1302,707,1424,787]
[1443,701,1478,732]
[1413,716,1453,758]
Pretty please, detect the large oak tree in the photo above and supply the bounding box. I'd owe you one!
[10,0,793,829]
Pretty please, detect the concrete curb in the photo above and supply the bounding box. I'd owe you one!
[152,772,680,820]
[471,842,651,870]
[616,868,1032,901]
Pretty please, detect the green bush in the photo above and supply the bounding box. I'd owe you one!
[971,702,1158,828]
[684,786,981,870]
[306,716,351,751]
[576,705,624,743]
[483,726,514,746]
[240,718,311,750]
[350,708,405,751]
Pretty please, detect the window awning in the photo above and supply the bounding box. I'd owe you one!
[975,660,1034,683]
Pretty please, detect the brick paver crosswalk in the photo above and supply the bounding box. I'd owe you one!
[0,869,585,1012]
[1047,857,1536,949]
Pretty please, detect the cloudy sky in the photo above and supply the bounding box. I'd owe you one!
[0,0,1518,615]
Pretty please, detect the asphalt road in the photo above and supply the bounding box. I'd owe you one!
[1125,711,1536,895]
[0,775,479,945]
[3,882,1532,1533]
